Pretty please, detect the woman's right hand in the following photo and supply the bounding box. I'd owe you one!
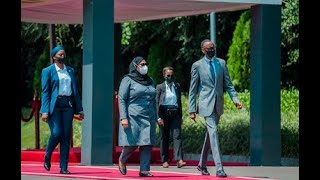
[42,114,49,122]
[189,112,196,122]
[157,118,164,126]
[121,118,129,129]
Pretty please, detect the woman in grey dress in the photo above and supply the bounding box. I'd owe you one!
[117,56,162,177]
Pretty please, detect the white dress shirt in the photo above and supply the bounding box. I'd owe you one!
[55,63,72,96]
[162,82,178,107]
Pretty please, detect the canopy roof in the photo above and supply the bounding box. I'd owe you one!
[21,0,281,24]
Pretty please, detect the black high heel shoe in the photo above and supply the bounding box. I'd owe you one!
[118,161,127,175]
[43,155,51,171]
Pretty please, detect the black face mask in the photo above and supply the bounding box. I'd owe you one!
[206,49,216,58]
[57,55,65,63]
[165,76,173,84]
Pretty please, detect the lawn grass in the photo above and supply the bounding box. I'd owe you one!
[21,112,82,150]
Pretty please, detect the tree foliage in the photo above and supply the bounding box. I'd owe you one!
[21,23,83,105]
[121,11,242,92]
[33,45,50,93]
[226,0,299,91]
[21,23,48,105]
[226,11,250,92]
[281,0,299,89]
[54,24,84,92]
[22,0,299,103]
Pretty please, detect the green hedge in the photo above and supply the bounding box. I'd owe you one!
[155,89,299,158]
[22,90,298,158]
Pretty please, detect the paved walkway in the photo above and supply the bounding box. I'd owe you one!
[21,161,298,180]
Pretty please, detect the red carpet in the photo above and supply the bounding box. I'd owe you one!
[21,147,248,166]
[21,162,270,180]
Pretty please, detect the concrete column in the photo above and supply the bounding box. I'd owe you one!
[250,4,281,166]
[81,0,114,165]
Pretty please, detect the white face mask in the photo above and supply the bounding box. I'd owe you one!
[139,65,148,75]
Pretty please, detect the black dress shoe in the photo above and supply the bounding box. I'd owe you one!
[216,169,227,177]
[60,169,71,174]
[139,172,154,177]
[197,165,210,175]
[43,156,51,171]
[118,161,127,175]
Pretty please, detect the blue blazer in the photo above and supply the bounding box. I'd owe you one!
[40,64,83,115]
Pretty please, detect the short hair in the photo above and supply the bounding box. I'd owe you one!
[200,39,213,48]
[163,66,174,75]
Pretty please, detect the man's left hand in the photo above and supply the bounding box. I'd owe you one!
[79,112,85,120]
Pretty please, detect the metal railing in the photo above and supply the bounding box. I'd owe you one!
[21,88,81,149]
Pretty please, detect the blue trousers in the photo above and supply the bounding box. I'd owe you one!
[45,96,74,170]
[119,145,152,171]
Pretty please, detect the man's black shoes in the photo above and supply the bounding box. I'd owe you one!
[139,172,154,177]
[216,169,227,177]
[43,155,51,171]
[197,165,210,175]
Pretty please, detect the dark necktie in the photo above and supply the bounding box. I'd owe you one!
[168,83,172,92]
[209,61,215,81]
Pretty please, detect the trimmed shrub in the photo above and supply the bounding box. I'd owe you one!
[22,90,298,158]
[155,90,299,158]
[226,11,250,92]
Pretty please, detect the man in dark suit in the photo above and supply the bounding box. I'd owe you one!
[156,66,187,168]
[188,39,242,177]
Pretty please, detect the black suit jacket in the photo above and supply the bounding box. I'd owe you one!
[156,82,183,120]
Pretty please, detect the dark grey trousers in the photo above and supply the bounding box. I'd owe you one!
[159,112,183,162]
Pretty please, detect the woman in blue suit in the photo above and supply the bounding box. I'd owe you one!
[40,45,84,174]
